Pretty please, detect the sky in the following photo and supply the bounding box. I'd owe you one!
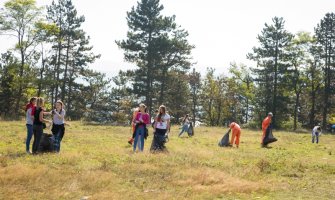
[0,0,335,77]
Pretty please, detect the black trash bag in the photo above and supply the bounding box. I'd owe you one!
[38,133,55,153]
[262,125,277,145]
[150,133,168,152]
[218,129,231,147]
[187,122,194,137]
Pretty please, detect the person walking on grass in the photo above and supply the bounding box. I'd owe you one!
[51,100,66,153]
[178,114,190,137]
[312,125,322,144]
[32,97,52,154]
[133,104,150,152]
[229,122,241,148]
[25,97,37,154]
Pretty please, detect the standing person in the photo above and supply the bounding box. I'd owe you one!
[128,107,139,145]
[51,100,66,153]
[25,97,37,154]
[312,125,322,144]
[151,109,159,128]
[151,105,170,152]
[229,122,241,148]
[178,114,190,137]
[133,104,150,152]
[32,97,52,154]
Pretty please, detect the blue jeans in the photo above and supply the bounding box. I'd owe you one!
[312,132,319,144]
[53,129,62,152]
[52,124,65,152]
[26,124,33,152]
[133,126,145,151]
[178,124,189,137]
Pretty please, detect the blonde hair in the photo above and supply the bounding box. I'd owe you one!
[36,97,44,108]
[56,100,64,110]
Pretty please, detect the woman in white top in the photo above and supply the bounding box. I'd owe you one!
[312,125,322,144]
[51,100,66,152]
[151,105,170,152]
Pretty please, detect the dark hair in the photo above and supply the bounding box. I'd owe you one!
[157,105,166,122]
[182,114,189,123]
[25,97,37,111]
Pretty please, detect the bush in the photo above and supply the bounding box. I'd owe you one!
[280,117,302,130]
[244,120,261,129]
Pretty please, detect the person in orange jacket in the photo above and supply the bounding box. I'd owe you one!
[229,122,241,148]
[262,112,273,145]
[128,107,139,145]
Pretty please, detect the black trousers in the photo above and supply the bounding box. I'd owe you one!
[32,124,43,154]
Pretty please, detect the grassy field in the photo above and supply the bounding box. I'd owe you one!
[0,121,334,200]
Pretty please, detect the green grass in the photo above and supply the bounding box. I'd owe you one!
[0,121,334,200]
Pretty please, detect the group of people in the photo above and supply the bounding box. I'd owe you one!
[25,97,66,154]
[25,99,322,153]
[227,112,322,148]
[129,104,171,152]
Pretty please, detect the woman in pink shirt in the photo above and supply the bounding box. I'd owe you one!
[133,103,150,152]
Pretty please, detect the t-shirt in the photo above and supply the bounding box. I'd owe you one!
[26,107,34,125]
[33,107,43,125]
[312,126,322,136]
[156,114,170,130]
[53,109,66,125]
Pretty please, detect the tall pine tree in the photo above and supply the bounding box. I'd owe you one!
[248,17,293,127]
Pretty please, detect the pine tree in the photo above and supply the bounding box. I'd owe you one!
[248,17,293,127]
[315,13,335,129]
[116,0,193,113]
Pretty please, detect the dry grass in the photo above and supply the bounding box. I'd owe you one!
[0,121,334,200]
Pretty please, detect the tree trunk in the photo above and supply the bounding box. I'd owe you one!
[272,40,279,127]
[38,46,46,97]
[61,37,71,101]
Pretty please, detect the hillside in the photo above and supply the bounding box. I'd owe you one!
[0,121,334,200]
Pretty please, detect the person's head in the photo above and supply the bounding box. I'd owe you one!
[186,114,189,118]
[230,122,236,129]
[155,109,159,115]
[30,97,37,105]
[55,100,63,111]
[36,97,44,108]
[159,105,166,115]
[268,112,273,118]
[139,103,146,112]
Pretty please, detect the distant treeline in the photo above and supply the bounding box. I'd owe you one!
[0,0,334,130]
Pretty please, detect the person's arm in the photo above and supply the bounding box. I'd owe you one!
[39,110,51,124]
[144,114,150,125]
[54,110,65,120]
[166,118,170,133]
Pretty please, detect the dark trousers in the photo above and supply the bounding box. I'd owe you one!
[32,125,43,154]
[52,124,65,152]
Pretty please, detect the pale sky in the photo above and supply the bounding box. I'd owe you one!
[0,0,334,77]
